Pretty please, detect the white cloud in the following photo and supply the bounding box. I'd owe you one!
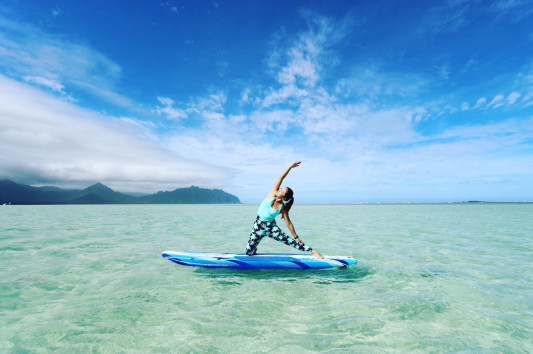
[249,110,295,133]
[159,110,533,202]
[474,97,487,108]
[278,49,319,87]
[23,75,65,93]
[192,92,227,112]
[506,91,521,104]
[154,91,230,125]
[156,96,186,120]
[0,75,232,192]
[336,67,431,101]
[488,94,505,108]
[0,15,132,107]
[262,85,309,108]
[157,97,174,106]
[263,12,346,108]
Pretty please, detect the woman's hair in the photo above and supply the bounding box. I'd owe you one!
[281,187,294,219]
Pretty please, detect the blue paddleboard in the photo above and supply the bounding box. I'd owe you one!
[162,251,357,269]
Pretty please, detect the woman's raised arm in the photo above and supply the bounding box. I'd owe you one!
[268,161,301,197]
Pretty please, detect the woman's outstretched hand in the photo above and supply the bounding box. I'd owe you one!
[290,161,301,169]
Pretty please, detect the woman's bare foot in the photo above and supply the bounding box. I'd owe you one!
[311,249,325,258]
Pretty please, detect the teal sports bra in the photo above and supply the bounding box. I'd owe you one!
[257,197,282,222]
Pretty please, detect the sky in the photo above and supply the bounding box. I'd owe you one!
[0,0,532,203]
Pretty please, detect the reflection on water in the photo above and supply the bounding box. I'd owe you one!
[192,264,372,284]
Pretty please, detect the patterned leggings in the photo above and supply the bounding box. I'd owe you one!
[245,216,313,255]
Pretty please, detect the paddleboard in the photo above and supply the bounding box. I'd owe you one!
[162,250,357,269]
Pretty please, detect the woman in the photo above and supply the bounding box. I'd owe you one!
[245,161,324,258]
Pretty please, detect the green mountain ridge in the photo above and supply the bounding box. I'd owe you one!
[0,180,240,204]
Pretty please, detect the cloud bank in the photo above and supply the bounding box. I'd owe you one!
[0,75,232,193]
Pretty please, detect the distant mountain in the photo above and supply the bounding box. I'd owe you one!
[0,180,78,204]
[69,183,136,204]
[139,185,240,204]
[0,180,240,205]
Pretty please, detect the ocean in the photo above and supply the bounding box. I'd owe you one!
[1,204,532,352]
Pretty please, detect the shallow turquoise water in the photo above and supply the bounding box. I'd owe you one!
[1,204,532,352]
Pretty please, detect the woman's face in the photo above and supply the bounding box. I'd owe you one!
[276,187,289,199]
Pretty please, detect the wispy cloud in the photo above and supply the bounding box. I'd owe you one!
[421,0,476,34]
[422,0,533,35]
[464,88,527,111]
[0,14,132,107]
[335,67,431,102]
[489,0,533,21]
[506,91,521,104]
[263,12,348,108]
[474,99,487,110]
[156,97,187,120]
[23,75,65,94]
[488,94,505,108]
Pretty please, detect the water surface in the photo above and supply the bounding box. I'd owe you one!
[1,204,532,352]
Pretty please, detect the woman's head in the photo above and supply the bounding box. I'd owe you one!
[275,187,293,200]
[277,187,294,217]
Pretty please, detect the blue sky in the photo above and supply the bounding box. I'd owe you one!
[0,0,532,203]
